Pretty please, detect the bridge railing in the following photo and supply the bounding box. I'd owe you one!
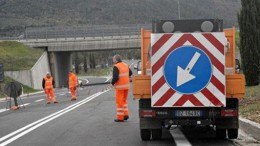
[1,24,151,51]
[22,24,151,40]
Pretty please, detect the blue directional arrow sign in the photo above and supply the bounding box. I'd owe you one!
[163,46,212,94]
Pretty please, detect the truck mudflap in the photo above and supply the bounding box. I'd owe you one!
[140,118,162,129]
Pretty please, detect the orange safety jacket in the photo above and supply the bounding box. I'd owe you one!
[69,73,78,88]
[44,77,54,89]
[114,62,130,90]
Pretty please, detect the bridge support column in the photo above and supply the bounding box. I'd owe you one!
[49,52,72,88]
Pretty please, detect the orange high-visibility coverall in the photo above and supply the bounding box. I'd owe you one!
[113,62,130,121]
[43,76,57,103]
[69,72,78,100]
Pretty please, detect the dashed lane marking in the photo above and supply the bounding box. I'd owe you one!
[0,103,30,113]
[22,103,31,106]
[0,108,10,113]
[34,99,45,103]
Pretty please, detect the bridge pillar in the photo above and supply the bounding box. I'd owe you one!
[49,52,72,88]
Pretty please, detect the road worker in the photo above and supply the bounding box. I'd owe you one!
[111,55,132,122]
[42,72,58,104]
[68,71,78,101]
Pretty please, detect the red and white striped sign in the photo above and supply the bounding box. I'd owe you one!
[151,33,226,107]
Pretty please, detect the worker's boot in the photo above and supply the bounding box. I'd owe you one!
[124,115,129,120]
[114,119,124,122]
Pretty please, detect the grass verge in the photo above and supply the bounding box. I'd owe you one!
[0,41,44,70]
[239,85,260,123]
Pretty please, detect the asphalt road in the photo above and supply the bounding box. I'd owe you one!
[0,83,259,146]
[77,59,139,87]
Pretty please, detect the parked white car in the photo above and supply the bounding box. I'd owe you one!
[78,80,83,87]
[134,64,138,69]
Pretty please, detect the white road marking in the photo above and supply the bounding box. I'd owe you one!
[0,109,10,113]
[34,99,44,103]
[83,79,89,84]
[105,77,111,82]
[21,103,31,107]
[170,126,192,146]
[129,62,134,68]
[24,103,30,106]
[0,89,110,146]
[0,103,30,113]
[58,93,65,96]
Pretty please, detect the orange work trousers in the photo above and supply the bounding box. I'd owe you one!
[45,88,57,103]
[115,89,129,120]
[70,87,77,99]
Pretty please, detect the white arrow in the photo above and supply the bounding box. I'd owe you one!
[177,52,201,87]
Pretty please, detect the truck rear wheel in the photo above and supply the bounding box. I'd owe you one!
[140,129,151,141]
[152,129,162,140]
[216,129,226,139]
[228,129,238,139]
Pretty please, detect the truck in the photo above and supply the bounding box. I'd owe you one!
[132,19,245,140]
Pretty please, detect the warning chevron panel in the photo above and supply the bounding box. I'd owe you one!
[151,33,226,107]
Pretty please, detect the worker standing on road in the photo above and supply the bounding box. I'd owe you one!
[68,71,78,101]
[42,72,58,104]
[111,55,132,122]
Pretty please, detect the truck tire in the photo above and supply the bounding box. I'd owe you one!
[216,129,226,139]
[141,129,151,141]
[228,129,238,139]
[152,129,162,140]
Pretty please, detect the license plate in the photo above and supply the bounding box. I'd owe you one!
[174,110,202,117]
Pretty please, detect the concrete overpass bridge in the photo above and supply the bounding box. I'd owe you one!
[17,24,151,88]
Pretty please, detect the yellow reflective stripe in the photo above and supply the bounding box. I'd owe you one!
[119,72,129,77]
[115,84,130,89]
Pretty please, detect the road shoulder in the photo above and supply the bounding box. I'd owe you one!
[239,117,260,141]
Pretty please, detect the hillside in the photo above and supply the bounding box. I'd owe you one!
[0,41,44,70]
[0,0,241,36]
